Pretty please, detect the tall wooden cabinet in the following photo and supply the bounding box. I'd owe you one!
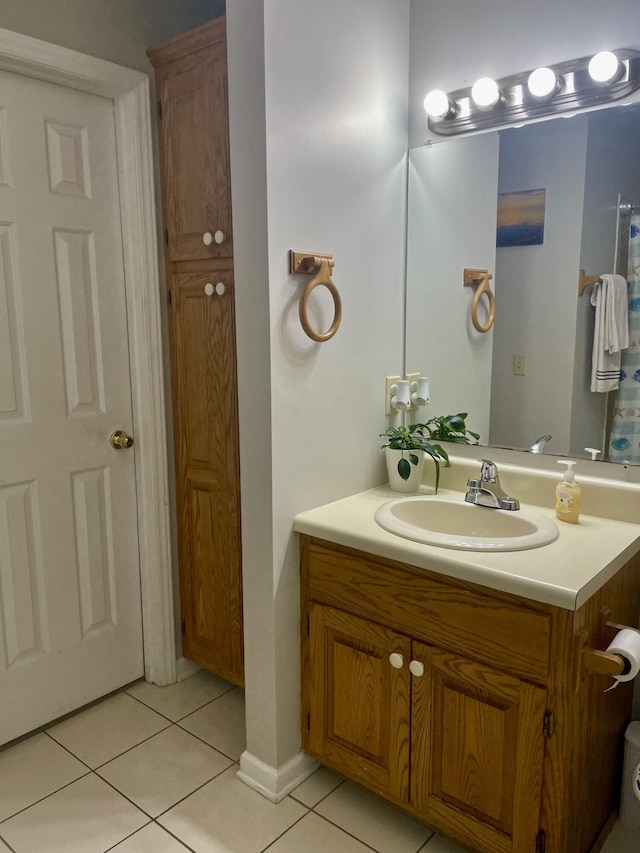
[148,18,243,686]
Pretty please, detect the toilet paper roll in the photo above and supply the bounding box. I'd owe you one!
[606,629,640,683]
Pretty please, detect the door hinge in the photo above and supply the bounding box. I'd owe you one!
[167,289,172,306]
[181,618,185,634]
[307,712,310,731]
[157,100,162,120]
[305,614,310,635]
[543,709,554,738]
[163,227,169,246]
[535,828,546,853]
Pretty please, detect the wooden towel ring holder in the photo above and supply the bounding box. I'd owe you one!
[290,250,342,342]
[464,268,496,333]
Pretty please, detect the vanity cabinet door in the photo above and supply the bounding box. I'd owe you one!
[304,603,411,802]
[410,641,546,853]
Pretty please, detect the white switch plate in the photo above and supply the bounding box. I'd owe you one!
[513,354,526,375]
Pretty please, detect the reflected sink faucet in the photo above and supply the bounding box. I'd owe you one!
[465,459,520,510]
[529,434,552,453]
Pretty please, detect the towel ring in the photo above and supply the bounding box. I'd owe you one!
[463,268,496,333]
[290,251,342,342]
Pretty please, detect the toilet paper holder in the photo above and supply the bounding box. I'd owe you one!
[579,620,640,682]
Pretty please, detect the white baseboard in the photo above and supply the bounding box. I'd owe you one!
[237,749,318,803]
[176,657,202,682]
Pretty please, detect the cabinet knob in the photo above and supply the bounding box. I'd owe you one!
[389,652,404,669]
[203,231,213,246]
[409,660,424,677]
[214,230,226,244]
[215,281,226,296]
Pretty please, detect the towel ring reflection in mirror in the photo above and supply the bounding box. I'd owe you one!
[290,250,343,342]
[463,268,496,333]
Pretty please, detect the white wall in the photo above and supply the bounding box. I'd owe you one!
[0,0,223,73]
[228,0,409,784]
[491,119,588,454]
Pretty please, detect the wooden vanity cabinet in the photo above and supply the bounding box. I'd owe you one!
[300,535,640,853]
[148,18,243,685]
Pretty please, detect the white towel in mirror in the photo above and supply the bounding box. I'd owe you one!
[590,273,629,392]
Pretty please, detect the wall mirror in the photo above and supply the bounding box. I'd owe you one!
[406,101,640,464]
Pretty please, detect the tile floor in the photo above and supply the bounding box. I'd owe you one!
[0,670,638,853]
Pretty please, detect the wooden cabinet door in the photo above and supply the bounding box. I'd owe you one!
[410,642,546,853]
[305,603,411,801]
[171,268,243,684]
[159,45,232,262]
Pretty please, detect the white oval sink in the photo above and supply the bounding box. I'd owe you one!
[374,496,559,552]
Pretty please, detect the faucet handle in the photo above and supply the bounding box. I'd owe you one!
[480,459,497,482]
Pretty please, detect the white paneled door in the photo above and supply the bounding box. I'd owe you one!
[0,68,143,744]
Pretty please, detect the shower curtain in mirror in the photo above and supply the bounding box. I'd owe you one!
[609,214,640,464]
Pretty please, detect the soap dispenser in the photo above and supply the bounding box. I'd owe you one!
[555,461,581,524]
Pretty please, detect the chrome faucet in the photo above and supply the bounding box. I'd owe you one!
[529,434,552,454]
[465,459,520,510]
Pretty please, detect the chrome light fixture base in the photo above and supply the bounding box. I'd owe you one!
[427,50,640,136]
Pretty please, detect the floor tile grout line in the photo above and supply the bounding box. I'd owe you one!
[173,718,245,763]
[257,808,311,852]
[289,777,345,808]
[100,816,198,853]
[0,829,17,853]
[0,767,93,826]
[292,810,384,853]
[125,682,237,725]
[89,720,235,773]
[151,760,241,822]
[150,819,199,853]
[100,817,154,852]
[58,718,173,772]
[43,730,95,771]
[96,758,238,823]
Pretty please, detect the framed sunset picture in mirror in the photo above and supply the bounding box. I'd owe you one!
[496,188,546,247]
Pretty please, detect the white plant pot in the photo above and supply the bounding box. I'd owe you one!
[385,448,426,493]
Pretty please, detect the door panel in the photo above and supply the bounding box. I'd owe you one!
[305,603,411,802]
[172,268,243,683]
[0,69,142,744]
[411,642,546,853]
[160,48,232,262]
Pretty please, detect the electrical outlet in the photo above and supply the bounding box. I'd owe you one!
[405,373,420,410]
[386,373,424,414]
[385,375,402,415]
[513,354,526,376]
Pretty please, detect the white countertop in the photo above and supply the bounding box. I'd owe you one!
[293,485,640,610]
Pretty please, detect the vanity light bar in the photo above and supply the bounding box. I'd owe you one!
[426,49,640,136]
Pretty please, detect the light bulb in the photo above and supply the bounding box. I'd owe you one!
[470,77,501,110]
[423,89,453,119]
[588,51,622,83]
[527,67,558,98]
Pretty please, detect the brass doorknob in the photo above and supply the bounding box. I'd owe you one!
[110,430,134,450]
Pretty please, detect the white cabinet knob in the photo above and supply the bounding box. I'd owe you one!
[389,652,404,669]
[204,282,214,296]
[203,231,213,246]
[214,230,225,244]
[215,281,226,296]
[409,660,425,677]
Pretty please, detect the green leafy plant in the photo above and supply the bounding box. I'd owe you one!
[422,413,480,445]
[380,413,479,493]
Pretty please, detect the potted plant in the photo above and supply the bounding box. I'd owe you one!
[380,413,479,493]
